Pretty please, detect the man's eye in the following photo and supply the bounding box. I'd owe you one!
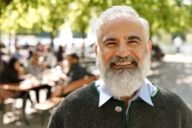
[128,40,139,45]
[105,42,116,46]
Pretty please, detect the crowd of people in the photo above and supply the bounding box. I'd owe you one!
[0,43,95,114]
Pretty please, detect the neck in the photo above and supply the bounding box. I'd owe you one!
[120,91,137,107]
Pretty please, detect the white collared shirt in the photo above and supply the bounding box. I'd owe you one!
[95,78,158,107]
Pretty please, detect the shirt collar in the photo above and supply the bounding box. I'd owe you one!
[95,78,157,107]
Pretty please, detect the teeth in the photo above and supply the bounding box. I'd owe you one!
[116,61,132,66]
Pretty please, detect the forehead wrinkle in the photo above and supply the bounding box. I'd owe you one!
[99,17,145,40]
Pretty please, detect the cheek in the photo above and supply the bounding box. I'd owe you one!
[130,46,147,62]
[135,46,148,62]
[100,48,115,65]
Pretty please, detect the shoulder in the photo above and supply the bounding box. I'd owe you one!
[154,86,191,112]
[62,84,97,105]
[156,87,184,103]
[48,84,98,126]
[48,83,100,127]
[157,87,192,127]
[54,83,98,112]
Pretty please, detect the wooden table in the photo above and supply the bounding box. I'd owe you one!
[0,67,66,124]
[0,79,44,125]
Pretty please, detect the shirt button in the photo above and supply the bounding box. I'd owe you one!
[115,106,122,112]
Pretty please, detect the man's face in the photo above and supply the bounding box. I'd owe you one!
[95,17,152,97]
[97,17,151,66]
[66,56,77,65]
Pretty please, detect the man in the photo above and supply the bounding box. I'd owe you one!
[48,6,192,128]
[51,53,96,97]
[66,53,93,83]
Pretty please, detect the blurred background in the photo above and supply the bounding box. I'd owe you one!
[0,0,192,56]
[0,0,192,128]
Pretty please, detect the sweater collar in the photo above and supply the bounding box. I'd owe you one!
[95,78,157,107]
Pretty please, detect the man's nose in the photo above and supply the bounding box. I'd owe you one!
[116,44,131,57]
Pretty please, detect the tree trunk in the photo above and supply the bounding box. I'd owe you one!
[81,28,86,59]
[50,33,54,48]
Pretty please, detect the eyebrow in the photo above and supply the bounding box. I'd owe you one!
[127,36,142,41]
[103,37,116,44]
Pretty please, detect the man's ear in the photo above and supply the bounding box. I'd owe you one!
[146,40,152,54]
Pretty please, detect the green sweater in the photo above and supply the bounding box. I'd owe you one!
[48,83,192,128]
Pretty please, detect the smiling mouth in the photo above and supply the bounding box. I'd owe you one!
[111,61,138,69]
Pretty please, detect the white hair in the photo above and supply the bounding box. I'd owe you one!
[92,6,150,42]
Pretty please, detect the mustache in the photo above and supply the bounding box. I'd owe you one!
[111,56,138,63]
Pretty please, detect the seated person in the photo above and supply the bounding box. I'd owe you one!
[27,52,46,76]
[0,57,25,83]
[66,53,94,83]
[151,44,165,62]
[0,57,31,111]
[26,52,51,103]
[52,53,97,97]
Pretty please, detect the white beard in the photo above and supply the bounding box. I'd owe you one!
[96,52,151,97]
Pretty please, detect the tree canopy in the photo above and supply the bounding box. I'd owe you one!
[0,0,192,40]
